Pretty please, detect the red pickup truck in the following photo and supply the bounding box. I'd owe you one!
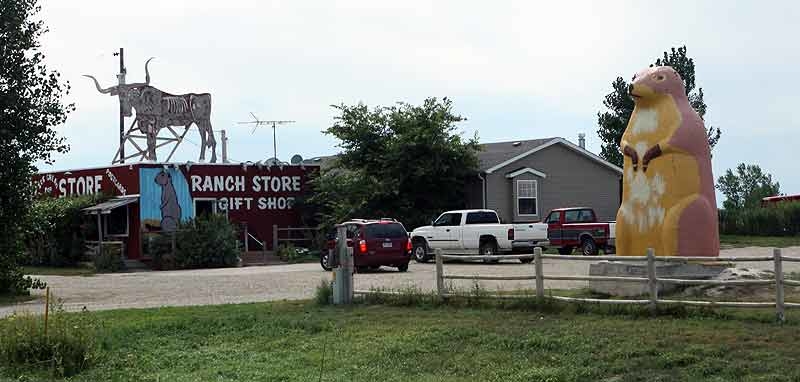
[544,207,616,256]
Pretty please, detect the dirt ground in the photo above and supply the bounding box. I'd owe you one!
[2,246,798,317]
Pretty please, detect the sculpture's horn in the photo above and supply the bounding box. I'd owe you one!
[144,57,155,84]
[82,75,115,94]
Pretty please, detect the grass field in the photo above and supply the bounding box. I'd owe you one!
[0,294,37,307]
[21,266,95,277]
[720,234,800,248]
[1,300,799,382]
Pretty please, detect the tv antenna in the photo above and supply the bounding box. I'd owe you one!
[238,113,295,161]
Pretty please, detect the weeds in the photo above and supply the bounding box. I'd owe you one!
[0,300,101,377]
[314,279,333,306]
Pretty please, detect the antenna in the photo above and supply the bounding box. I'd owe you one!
[238,113,295,161]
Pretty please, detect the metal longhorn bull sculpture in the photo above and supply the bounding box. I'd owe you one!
[84,58,217,163]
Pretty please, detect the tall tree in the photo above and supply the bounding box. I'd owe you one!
[597,46,722,167]
[308,98,480,230]
[1,0,73,294]
[716,163,781,210]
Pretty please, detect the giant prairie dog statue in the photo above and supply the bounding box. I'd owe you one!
[615,66,719,257]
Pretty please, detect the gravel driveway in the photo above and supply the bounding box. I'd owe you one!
[2,246,798,317]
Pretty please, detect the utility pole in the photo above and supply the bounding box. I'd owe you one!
[113,48,126,163]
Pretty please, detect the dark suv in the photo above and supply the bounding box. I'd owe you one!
[320,219,412,272]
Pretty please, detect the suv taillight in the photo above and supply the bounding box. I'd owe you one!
[359,240,367,253]
[508,228,514,240]
[406,239,412,252]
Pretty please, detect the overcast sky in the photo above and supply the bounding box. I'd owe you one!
[38,0,799,198]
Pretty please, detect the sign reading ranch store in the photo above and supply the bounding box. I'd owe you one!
[189,175,302,211]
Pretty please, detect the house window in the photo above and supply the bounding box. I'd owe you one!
[517,180,538,216]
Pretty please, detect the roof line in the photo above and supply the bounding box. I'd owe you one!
[505,167,547,179]
[37,161,320,175]
[484,138,622,175]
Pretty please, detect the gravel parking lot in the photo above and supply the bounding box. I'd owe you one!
[2,246,798,317]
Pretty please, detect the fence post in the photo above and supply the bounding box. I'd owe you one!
[646,248,657,316]
[171,232,176,259]
[243,222,249,252]
[333,225,353,305]
[534,247,544,302]
[774,248,785,323]
[272,224,279,252]
[435,249,444,299]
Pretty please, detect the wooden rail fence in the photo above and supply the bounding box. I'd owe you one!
[427,247,795,322]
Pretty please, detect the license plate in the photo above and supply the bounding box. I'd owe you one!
[382,243,393,248]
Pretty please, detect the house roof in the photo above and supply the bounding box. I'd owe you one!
[477,138,555,171]
[308,136,622,175]
[480,137,622,175]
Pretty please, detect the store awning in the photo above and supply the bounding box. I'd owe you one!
[82,195,139,215]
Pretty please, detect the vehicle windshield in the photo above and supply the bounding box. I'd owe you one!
[364,223,407,239]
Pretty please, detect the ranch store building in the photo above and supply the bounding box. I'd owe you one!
[34,162,319,262]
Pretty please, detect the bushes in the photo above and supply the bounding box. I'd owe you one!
[150,214,240,270]
[0,302,100,377]
[23,195,107,267]
[719,202,800,236]
[93,244,125,273]
[276,243,316,263]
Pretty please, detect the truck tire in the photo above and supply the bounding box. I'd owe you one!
[580,237,598,256]
[412,241,430,263]
[479,241,499,263]
[320,251,332,271]
[557,247,573,255]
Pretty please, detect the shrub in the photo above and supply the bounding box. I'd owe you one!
[22,195,108,267]
[0,301,100,377]
[314,279,333,306]
[93,243,125,273]
[719,202,800,236]
[277,243,314,263]
[150,214,239,269]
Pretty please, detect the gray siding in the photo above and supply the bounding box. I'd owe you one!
[483,143,621,223]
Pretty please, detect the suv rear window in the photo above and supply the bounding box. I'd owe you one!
[466,211,499,224]
[364,223,407,239]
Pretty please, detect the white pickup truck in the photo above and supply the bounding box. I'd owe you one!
[410,209,548,263]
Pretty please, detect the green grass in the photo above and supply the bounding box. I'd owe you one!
[2,300,800,381]
[21,266,95,277]
[0,294,38,307]
[720,234,800,248]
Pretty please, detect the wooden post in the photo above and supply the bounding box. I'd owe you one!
[534,247,544,301]
[774,248,785,323]
[171,232,176,258]
[435,248,444,299]
[272,224,279,252]
[243,223,249,252]
[96,212,104,258]
[43,287,50,338]
[646,248,657,316]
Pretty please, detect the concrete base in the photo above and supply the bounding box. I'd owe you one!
[589,261,729,297]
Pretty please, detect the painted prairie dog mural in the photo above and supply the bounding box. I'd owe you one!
[155,171,182,231]
[616,66,719,257]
